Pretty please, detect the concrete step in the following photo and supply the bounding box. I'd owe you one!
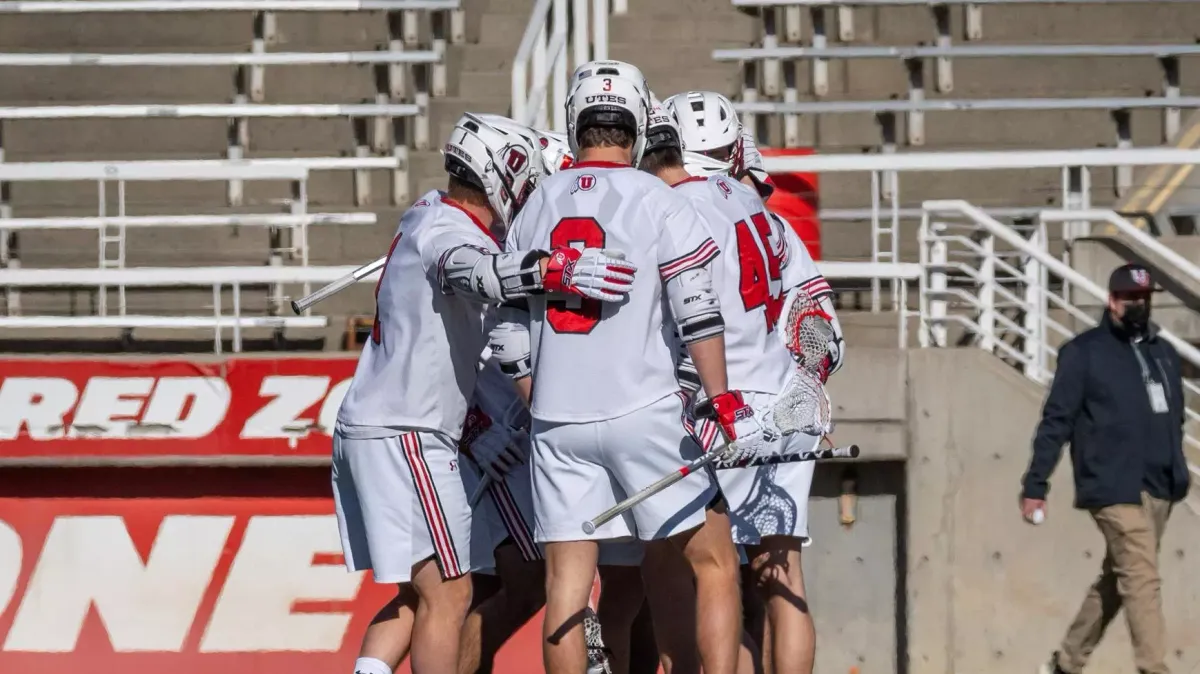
[919,108,1165,150]
[1,118,230,158]
[245,118,360,153]
[473,14,533,46]
[454,43,517,73]
[272,13,389,48]
[261,64,382,103]
[430,96,512,142]
[607,13,759,45]
[452,70,514,101]
[0,14,254,49]
[0,67,233,104]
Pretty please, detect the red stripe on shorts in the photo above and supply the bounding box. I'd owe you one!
[402,433,463,578]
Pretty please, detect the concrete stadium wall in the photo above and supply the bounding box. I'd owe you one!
[908,349,1200,674]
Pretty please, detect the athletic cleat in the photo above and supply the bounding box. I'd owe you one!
[583,606,613,674]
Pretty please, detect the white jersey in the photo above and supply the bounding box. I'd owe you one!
[337,190,501,440]
[673,175,794,396]
[773,211,832,301]
[507,162,719,423]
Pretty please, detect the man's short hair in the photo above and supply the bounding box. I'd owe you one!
[638,146,684,175]
[578,127,635,151]
[446,175,489,206]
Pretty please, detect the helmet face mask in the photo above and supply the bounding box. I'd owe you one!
[665,91,745,178]
[443,113,544,227]
[565,60,653,166]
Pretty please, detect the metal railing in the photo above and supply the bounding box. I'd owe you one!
[919,199,1200,490]
[512,0,621,132]
[759,147,1200,313]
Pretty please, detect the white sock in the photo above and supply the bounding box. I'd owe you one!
[353,656,393,674]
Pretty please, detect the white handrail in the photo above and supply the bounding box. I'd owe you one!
[1039,209,1200,292]
[760,147,1200,173]
[511,0,607,132]
[0,51,440,66]
[0,0,459,11]
[924,199,1200,370]
[0,103,420,119]
[0,213,376,230]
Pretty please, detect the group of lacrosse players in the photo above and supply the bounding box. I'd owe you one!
[330,58,846,674]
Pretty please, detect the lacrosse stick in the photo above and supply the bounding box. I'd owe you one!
[581,287,842,535]
[290,255,385,314]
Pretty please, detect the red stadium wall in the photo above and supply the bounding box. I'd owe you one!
[0,356,547,674]
[760,147,821,260]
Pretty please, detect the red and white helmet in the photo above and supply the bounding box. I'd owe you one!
[475,114,574,174]
[664,91,745,178]
[565,60,653,165]
[535,129,575,173]
[443,112,543,226]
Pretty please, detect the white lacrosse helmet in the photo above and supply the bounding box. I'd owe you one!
[565,60,653,165]
[644,92,683,155]
[443,112,543,226]
[535,129,575,173]
[665,91,745,178]
[474,114,574,174]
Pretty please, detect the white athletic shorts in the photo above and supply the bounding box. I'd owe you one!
[459,452,542,574]
[693,390,817,546]
[332,429,471,584]
[532,392,718,543]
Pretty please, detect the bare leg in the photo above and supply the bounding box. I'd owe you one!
[598,564,646,674]
[740,566,769,674]
[665,505,743,674]
[459,544,547,674]
[409,557,473,674]
[747,537,815,674]
[358,584,419,669]
[543,540,600,674]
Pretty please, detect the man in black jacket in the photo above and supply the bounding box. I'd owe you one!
[1022,263,1191,674]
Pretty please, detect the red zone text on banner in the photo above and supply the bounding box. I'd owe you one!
[0,357,358,464]
[0,493,547,674]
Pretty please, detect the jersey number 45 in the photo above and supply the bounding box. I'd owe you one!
[736,212,784,331]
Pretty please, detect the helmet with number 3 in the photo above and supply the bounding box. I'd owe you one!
[664,91,745,178]
[443,112,544,226]
[565,60,653,166]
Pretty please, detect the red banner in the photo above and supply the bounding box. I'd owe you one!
[0,357,357,462]
[0,490,544,674]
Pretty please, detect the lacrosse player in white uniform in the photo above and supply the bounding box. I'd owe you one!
[492,60,769,674]
[332,112,640,674]
[668,90,845,674]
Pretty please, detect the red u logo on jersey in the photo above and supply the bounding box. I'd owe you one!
[572,174,596,194]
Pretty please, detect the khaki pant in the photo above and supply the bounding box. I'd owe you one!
[1057,491,1173,674]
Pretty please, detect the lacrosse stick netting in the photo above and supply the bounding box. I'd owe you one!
[771,287,835,438]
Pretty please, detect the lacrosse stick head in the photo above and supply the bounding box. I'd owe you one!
[780,287,835,382]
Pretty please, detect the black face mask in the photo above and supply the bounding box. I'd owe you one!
[1121,302,1151,334]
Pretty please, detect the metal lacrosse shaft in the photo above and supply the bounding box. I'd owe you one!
[580,440,859,535]
[290,255,385,314]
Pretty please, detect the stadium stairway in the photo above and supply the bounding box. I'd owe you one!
[0,0,540,349]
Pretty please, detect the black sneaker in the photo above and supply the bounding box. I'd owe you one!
[1038,652,1071,674]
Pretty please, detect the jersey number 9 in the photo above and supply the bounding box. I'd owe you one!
[547,217,605,334]
[735,212,783,331]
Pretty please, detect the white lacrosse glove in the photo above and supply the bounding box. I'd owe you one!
[488,320,532,380]
[543,247,636,302]
[697,391,769,468]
